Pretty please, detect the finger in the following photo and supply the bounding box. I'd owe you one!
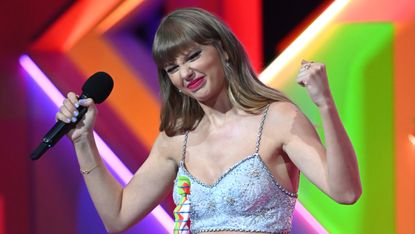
[63,98,78,115]
[67,92,79,108]
[296,71,309,80]
[78,98,94,107]
[62,99,79,123]
[302,64,312,71]
[298,81,306,87]
[298,67,310,74]
[60,103,74,119]
[296,78,308,87]
[56,111,71,123]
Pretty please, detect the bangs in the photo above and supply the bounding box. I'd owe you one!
[153,29,198,68]
[152,12,218,68]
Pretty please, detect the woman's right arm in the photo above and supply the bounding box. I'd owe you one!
[57,92,178,233]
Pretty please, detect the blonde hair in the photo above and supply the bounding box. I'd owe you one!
[152,8,292,136]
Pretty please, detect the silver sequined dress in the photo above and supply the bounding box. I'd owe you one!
[173,105,297,233]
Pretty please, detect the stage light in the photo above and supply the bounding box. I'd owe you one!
[259,0,350,84]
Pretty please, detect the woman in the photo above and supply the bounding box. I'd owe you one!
[56,7,361,234]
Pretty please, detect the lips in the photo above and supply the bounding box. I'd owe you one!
[186,77,205,90]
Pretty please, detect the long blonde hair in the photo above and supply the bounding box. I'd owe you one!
[152,8,292,136]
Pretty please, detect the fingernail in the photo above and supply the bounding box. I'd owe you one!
[75,102,79,108]
[74,110,79,117]
[66,118,71,123]
[71,117,77,123]
[78,99,87,105]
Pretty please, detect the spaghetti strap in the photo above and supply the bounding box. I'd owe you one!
[182,131,189,160]
[255,104,271,154]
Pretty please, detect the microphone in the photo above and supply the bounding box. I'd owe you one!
[31,71,114,160]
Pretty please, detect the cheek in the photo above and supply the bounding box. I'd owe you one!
[168,74,182,88]
[201,58,225,79]
[212,63,226,83]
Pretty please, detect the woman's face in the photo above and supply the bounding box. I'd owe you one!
[164,44,227,103]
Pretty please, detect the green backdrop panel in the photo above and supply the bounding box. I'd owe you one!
[279,23,394,234]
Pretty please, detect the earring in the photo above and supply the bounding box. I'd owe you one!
[178,89,182,93]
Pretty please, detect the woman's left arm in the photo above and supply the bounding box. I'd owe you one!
[284,60,362,204]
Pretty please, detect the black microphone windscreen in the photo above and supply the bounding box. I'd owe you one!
[82,71,114,104]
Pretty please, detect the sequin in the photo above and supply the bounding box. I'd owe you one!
[172,104,297,233]
[173,154,297,233]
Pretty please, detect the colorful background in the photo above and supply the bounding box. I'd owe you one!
[1,0,414,233]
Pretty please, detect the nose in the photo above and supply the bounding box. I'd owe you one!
[179,64,194,81]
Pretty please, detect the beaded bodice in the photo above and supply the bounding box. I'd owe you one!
[172,105,297,233]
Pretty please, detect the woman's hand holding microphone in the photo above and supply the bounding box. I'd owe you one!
[55,92,97,143]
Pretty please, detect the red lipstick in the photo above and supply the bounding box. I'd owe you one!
[187,77,205,90]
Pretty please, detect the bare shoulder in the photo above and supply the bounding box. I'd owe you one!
[266,101,313,141]
[267,101,303,126]
[150,131,186,164]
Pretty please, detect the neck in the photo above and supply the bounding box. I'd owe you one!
[198,89,239,127]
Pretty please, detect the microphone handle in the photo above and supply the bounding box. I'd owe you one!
[31,94,89,160]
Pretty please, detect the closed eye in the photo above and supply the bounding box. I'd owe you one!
[187,50,202,62]
[165,65,178,74]
[164,49,202,74]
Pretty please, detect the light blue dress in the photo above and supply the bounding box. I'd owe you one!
[173,105,297,233]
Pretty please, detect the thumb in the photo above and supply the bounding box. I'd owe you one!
[78,98,94,107]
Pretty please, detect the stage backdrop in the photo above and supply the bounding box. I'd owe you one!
[1,0,414,233]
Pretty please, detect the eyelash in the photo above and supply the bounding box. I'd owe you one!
[166,66,178,74]
[165,50,202,74]
[188,50,202,61]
